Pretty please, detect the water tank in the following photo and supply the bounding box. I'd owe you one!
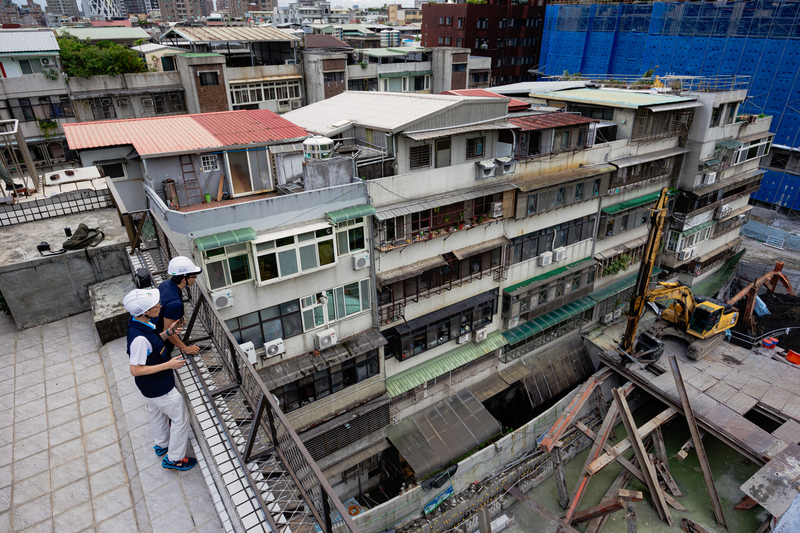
[303,136,335,160]
[381,29,400,47]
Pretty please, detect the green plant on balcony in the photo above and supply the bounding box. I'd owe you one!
[43,69,59,81]
[37,119,59,138]
[603,253,632,277]
[359,60,368,69]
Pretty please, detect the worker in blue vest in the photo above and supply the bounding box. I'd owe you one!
[124,289,197,471]
[157,256,202,358]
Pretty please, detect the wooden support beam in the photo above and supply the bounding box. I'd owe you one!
[552,444,570,509]
[612,388,673,526]
[668,355,727,530]
[676,429,706,462]
[541,371,610,452]
[571,498,625,524]
[652,427,668,463]
[625,499,637,533]
[586,408,678,475]
[506,486,581,533]
[618,489,643,502]
[654,459,683,497]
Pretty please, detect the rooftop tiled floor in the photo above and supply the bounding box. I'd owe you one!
[0,311,224,533]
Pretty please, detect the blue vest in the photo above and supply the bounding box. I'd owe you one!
[127,318,175,398]
[157,279,184,356]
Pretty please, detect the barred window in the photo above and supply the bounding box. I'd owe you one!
[5,96,73,122]
[466,137,485,159]
[409,145,431,169]
[201,154,219,172]
[323,72,344,83]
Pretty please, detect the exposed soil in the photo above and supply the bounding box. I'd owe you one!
[741,292,800,353]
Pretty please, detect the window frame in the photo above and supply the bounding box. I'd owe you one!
[409,144,431,169]
[203,242,253,290]
[201,154,220,172]
[335,217,367,255]
[225,299,303,347]
[466,136,485,159]
[300,279,371,332]
[254,226,337,286]
[198,71,219,86]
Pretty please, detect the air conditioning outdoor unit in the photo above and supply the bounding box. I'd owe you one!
[278,100,290,108]
[41,57,53,66]
[264,338,286,359]
[506,317,519,329]
[315,328,337,350]
[554,247,567,262]
[690,246,698,258]
[210,289,234,310]
[118,97,129,108]
[141,97,154,107]
[716,205,732,219]
[613,308,623,319]
[352,251,370,270]
[495,157,515,175]
[539,251,553,266]
[475,160,496,180]
[736,213,747,222]
[457,332,471,344]
[474,327,488,343]
[704,172,717,185]
[678,249,692,261]
[240,341,257,365]
[291,100,302,109]
[601,312,614,324]
[489,201,503,218]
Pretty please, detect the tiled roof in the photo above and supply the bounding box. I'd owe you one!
[159,26,299,43]
[0,29,59,53]
[63,110,308,157]
[509,113,598,131]
[304,34,351,49]
[440,89,531,112]
[90,20,132,27]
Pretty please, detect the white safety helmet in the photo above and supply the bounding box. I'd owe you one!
[123,289,161,316]
[167,256,202,276]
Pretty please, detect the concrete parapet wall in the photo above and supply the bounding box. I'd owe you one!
[0,189,113,227]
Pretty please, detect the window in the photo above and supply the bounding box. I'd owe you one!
[201,154,219,172]
[226,300,302,346]
[336,218,366,255]
[5,96,73,122]
[457,17,463,29]
[439,16,444,24]
[199,71,219,86]
[410,145,431,169]
[574,183,584,202]
[255,227,336,284]
[230,80,301,108]
[456,38,463,48]
[446,17,451,25]
[710,107,721,127]
[204,243,252,290]
[466,137,485,159]
[452,63,467,73]
[153,92,185,114]
[510,216,595,264]
[87,98,116,120]
[444,37,451,45]
[348,78,378,92]
[477,18,488,29]
[300,280,371,331]
[735,136,772,165]
[323,72,344,83]
[558,131,571,151]
[438,36,443,45]
[18,59,43,75]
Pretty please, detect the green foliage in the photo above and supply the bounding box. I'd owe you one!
[57,34,148,78]
[38,119,58,138]
[43,68,59,81]
[603,253,632,277]
[643,65,659,78]
[466,0,487,3]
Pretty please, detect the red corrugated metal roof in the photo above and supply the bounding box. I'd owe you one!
[304,34,351,49]
[509,113,598,131]
[90,20,132,26]
[63,110,308,156]
[440,89,531,112]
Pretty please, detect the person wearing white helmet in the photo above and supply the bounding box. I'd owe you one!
[156,256,202,357]
[123,289,197,471]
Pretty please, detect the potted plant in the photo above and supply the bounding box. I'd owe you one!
[38,119,58,139]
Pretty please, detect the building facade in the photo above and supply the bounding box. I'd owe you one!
[46,0,80,18]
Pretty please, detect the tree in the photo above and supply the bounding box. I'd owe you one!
[57,34,148,78]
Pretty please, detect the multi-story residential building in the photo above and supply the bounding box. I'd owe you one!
[540,0,799,211]
[273,1,353,26]
[387,4,421,25]
[46,0,81,18]
[81,0,123,19]
[158,0,204,21]
[421,0,545,86]
[0,0,21,26]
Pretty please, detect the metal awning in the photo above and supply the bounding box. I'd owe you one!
[228,74,303,84]
[452,236,510,260]
[321,440,390,478]
[374,183,516,221]
[469,374,508,402]
[681,220,714,237]
[504,257,595,296]
[647,101,703,112]
[703,158,722,166]
[386,331,507,397]
[498,360,532,385]
[195,227,256,252]
[587,267,662,303]
[502,297,596,345]
[692,168,765,196]
[386,389,501,478]
[717,138,743,150]
[377,255,446,287]
[395,290,499,335]
[253,221,331,244]
[596,122,618,128]
[594,235,648,261]
[515,164,616,192]
[611,146,690,169]
[602,189,676,215]
[326,204,375,224]
[379,70,433,79]
[404,122,517,141]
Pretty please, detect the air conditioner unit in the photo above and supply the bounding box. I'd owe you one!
[141,97,154,107]
[704,171,717,185]
[736,213,746,222]
[40,57,53,66]
[291,100,302,109]
[352,251,370,270]
[690,246,698,258]
[240,341,257,365]
[117,97,129,108]
[474,327,488,343]
[539,251,553,266]
[613,308,623,319]
[716,205,732,219]
[457,332,471,344]
[554,247,567,262]
[210,289,234,310]
[506,317,519,329]
[475,160,496,180]
[315,328,337,350]
[278,100,290,108]
[601,312,614,324]
[263,338,285,359]
[678,249,693,261]
[489,201,503,218]
[494,156,515,175]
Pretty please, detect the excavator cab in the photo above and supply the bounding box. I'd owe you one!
[688,303,722,336]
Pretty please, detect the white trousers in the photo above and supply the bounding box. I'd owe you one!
[147,387,190,463]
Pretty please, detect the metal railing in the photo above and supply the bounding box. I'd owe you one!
[133,210,357,533]
[729,327,800,351]
[540,73,750,93]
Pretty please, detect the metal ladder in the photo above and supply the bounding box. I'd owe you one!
[180,155,202,205]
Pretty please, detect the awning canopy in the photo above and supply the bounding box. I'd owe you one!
[602,189,675,215]
[253,221,331,244]
[469,374,508,402]
[326,204,375,224]
[647,101,703,112]
[452,236,510,260]
[587,268,662,303]
[195,227,256,252]
[611,146,689,169]
[377,255,447,287]
[374,182,516,221]
[504,257,595,296]
[404,122,517,141]
[386,331,506,397]
[681,220,714,237]
[515,164,616,192]
[717,138,743,150]
[692,250,745,298]
[498,360,532,385]
[502,297,596,345]
[386,389,501,478]
[379,70,432,79]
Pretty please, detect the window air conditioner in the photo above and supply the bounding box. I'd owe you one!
[474,327,488,343]
[716,205,732,219]
[678,249,693,261]
[704,171,717,185]
[352,251,370,270]
[489,201,503,218]
[278,100,290,108]
[539,251,553,266]
[475,160,496,180]
[118,97,129,108]
[141,97,154,107]
[210,289,234,310]
[506,317,519,329]
[601,312,614,324]
[240,341,257,365]
[315,328,337,350]
[264,338,286,359]
[457,332,471,344]
[554,247,567,262]
[613,308,623,319]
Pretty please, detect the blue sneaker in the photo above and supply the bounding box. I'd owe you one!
[153,444,168,457]
[162,457,198,471]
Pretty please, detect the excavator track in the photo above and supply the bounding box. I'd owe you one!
[686,333,724,361]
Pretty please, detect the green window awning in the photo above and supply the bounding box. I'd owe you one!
[378,70,433,79]
[680,220,714,237]
[601,189,676,215]
[717,139,743,150]
[386,331,507,397]
[587,267,662,303]
[502,297,596,345]
[326,204,375,224]
[692,250,745,297]
[195,227,256,252]
[504,257,594,295]
[704,158,721,166]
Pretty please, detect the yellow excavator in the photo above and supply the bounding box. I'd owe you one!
[619,187,738,362]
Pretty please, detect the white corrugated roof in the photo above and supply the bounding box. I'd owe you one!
[0,29,59,53]
[283,92,498,134]
[489,81,592,96]
[58,27,152,41]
